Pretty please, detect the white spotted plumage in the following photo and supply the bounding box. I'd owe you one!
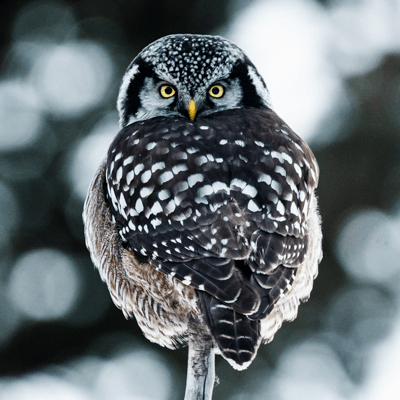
[83,34,322,374]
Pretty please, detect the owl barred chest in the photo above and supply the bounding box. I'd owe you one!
[84,34,322,371]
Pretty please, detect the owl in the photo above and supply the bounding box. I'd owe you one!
[83,34,322,372]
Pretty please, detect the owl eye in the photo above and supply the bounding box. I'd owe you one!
[208,85,225,98]
[159,85,176,98]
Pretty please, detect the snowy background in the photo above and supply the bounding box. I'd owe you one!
[1,0,400,398]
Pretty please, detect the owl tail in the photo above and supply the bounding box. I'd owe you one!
[198,291,261,370]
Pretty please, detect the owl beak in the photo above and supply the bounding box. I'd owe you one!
[188,99,197,121]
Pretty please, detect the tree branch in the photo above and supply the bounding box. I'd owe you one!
[184,322,215,400]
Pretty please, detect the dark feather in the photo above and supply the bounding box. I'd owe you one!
[199,291,260,369]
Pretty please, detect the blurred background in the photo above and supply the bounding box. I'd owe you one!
[1,0,400,398]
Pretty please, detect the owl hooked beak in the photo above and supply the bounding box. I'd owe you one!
[188,99,197,121]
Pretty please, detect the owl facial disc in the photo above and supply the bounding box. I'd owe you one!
[117,34,272,127]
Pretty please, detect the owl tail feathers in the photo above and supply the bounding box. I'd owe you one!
[199,291,261,371]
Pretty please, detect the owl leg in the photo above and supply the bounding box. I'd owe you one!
[184,316,215,400]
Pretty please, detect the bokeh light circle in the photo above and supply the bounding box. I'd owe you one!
[30,41,114,117]
[0,80,44,151]
[0,374,90,400]
[12,0,77,42]
[336,209,400,284]
[270,340,352,400]
[95,350,172,400]
[8,248,80,321]
[68,113,118,200]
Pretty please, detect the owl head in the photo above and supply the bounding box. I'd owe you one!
[117,34,272,127]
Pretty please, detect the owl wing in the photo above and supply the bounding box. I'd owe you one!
[105,108,319,368]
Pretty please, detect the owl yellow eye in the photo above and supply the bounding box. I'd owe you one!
[159,85,176,98]
[209,85,224,98]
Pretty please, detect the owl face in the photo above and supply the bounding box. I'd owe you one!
[118,34,272,127]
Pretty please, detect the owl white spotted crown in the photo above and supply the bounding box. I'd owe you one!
[140,35,244,89]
